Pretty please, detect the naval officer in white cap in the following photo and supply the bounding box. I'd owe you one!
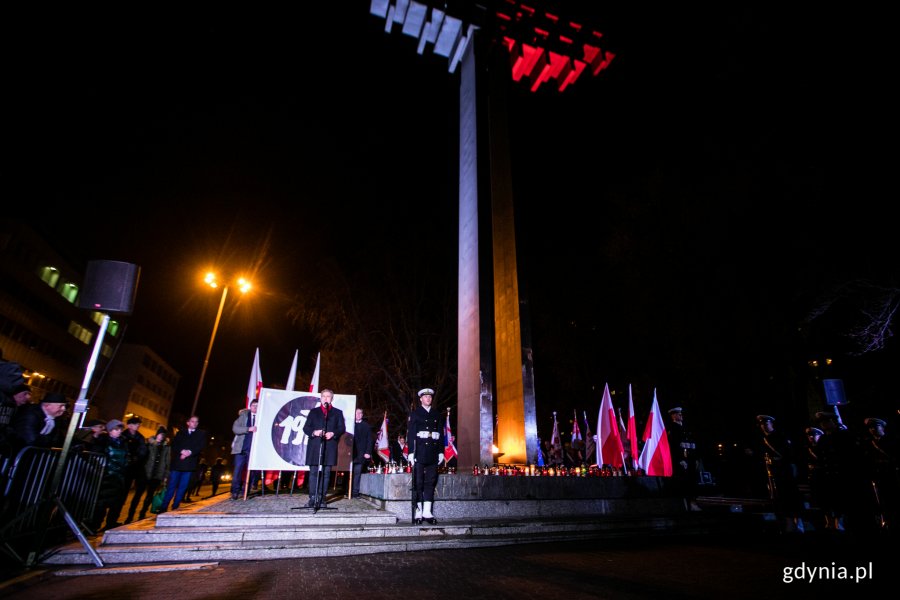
[407,387,444,524]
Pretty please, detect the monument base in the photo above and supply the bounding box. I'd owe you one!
[359,473,687,520]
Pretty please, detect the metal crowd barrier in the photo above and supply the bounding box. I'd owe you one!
[0,446,106,566]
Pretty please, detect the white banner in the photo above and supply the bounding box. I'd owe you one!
[248,388,356,471]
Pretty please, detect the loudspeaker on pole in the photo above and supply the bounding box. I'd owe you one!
[77,260,141,315]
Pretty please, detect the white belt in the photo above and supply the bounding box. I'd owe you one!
[416,431,440,440]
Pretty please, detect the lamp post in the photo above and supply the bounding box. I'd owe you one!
[191,272,251,417]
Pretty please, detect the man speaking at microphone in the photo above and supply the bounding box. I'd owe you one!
[303,389,345,508]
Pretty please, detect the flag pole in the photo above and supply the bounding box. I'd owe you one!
[617,407,629,474]
[583,410,595,467]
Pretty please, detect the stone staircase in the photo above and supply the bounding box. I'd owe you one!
[39,494,742,566]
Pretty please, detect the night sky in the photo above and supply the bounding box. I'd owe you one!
[5,4,896,450]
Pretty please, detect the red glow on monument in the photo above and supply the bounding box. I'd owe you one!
[372,0,614,93]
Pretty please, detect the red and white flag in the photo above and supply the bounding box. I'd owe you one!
[376,412,390,463]
[549,412,563,465]
[308,352,321,393]
[637,388,673,476]
[583,410,596,464]
[626,384,639,471]
[442,408,457,464]
[596,383,624,468]
[245,348,263,409]
[571,409,582,447]
[285,349,299,392]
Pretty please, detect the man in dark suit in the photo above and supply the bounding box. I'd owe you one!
[391,434,408,465]
[350,407,373,498]
[158,415,207,513]
[303,389,345,507]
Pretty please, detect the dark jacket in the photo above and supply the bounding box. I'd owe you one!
[0,397,17,455]
[96,434,129,482]
[93,434,130,515]
[170,428,207,472]
[352,419,373,465]
[145,437,172,480]
[303,404,346,467]
[390,439,407,464]
[8,403,67,451]
[71,428,107,453]
[407,406,443,466]
[122,429,149,474]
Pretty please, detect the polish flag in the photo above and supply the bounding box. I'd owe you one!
[442,408,457,464]
[245,348,263,409]
[583,411,596,464]
[376,412,390,463]
[637,389,673,476]
[285,349,299,392]
[549,412,562,464]
[309,352,321,393]
[571,409,582,447]
[626,384,639,471]
[596,383,624,468]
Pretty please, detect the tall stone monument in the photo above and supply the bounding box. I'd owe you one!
[371,0,615,467]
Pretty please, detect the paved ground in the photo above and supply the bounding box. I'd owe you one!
[0,530,887,599]
[1,480,890,598]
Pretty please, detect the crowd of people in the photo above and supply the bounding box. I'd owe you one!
[3,347,895,535]
[0,353,220,532]
[750,409,898,534]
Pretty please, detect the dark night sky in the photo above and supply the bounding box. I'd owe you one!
[5,4,896,445]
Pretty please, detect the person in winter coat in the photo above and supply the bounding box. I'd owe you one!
[88,419,130,532]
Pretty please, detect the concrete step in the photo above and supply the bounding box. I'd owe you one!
[153,510,399,528]
[41,512,732,565]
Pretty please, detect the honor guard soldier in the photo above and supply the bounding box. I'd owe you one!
[407,387,444,524]
[814,411,867,531]
[803,426,825,525]
[861,417,897,530]
[756,414,805,532]
[666,407,699,507]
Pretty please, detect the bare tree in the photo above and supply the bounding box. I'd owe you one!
[804,279,899,355]
[285,253,457,429]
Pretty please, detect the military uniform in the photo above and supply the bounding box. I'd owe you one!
[802,427,825,517]
[407,388,444,523]
[666,407,698,500]
[861,417,897,530]
[815,411,868,531]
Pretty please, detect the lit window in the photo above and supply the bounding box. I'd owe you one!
[37,265,60,287]
[58,281,79,303]
[67,321,93,344]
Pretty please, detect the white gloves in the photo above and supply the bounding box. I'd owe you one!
[408,453,415,465]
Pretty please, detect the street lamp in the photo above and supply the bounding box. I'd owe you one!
[191,271,252,417]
